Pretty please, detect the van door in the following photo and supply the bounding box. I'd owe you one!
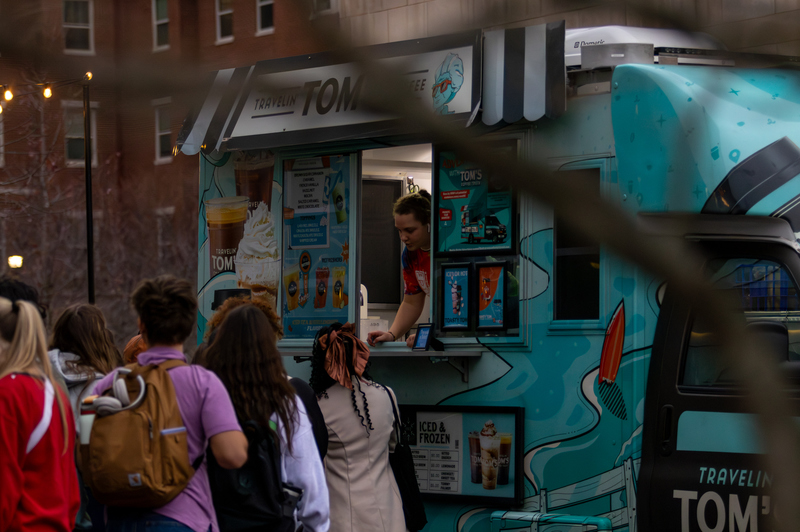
[639,242,800,532]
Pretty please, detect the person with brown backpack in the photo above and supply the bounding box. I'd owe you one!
[85,275,248,532]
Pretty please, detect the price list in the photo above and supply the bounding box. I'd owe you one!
[411,412,463,495]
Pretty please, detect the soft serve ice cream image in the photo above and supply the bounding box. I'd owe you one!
[235,202,280,309]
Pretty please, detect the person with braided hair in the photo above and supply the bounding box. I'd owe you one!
[367,191,432,348]
[311,322,406,532]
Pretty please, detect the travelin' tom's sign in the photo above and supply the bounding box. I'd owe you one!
[226,32,480,149]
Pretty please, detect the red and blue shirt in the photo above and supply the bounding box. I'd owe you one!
[401,247,430,296]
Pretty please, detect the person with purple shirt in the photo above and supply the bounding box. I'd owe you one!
[93,275,248,532]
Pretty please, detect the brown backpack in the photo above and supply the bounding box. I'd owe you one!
[79,359,198,507]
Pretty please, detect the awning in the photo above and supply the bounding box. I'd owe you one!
[176,66,254,156]
[177,23,565,155]
[482,21,565,126]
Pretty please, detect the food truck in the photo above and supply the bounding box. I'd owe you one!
[178,24,800,532]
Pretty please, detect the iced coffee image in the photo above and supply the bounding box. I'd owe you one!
[332,266,347,308]
[284,263,300,311]
[314,267,330,309]
[235,202,279,309]
[205,196,248,278]
[480,420,500,490]
[235,150,274,216]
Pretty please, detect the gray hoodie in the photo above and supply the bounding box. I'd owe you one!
[47,348,104,435]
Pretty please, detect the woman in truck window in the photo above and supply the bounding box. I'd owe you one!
[367,190,431,348]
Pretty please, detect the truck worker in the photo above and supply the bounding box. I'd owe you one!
[367,191,431,348]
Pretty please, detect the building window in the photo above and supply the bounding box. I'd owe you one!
[257,0,274,35]
[312,0,338,16]
[216,0,233,43]
[63,101,97,167]
[553,168,600,320]
[154,98,172,164]
[153,0,169,50]
[63,0,94,54]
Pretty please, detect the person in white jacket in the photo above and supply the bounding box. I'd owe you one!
[48,303,123,531]
[201,304,330,532]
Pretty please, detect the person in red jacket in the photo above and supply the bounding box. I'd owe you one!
[0,296,80,531]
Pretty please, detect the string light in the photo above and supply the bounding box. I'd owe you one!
[2,86,12,101]
[43,84,52,98]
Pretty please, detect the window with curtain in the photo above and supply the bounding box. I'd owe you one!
[64,0,93,53]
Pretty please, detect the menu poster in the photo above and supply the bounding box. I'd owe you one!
[477,261,506,330]
[441,263,471,330]
[435,144,515,256]
[282,155,351,338]
[402,405,523,505]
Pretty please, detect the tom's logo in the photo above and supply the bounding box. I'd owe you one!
[432,53,464,115]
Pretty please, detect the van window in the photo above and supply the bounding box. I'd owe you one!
[681,258,800,387]
[553,168,600,320]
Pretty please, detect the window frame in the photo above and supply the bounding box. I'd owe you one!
[310,0,338,17]
[62,100,98,168]
[63,0,95,55]
[153,97,172,165]
[548,158,612,334]
[256,0,274,36]
[216,0,234,44]
[152,0,170,52]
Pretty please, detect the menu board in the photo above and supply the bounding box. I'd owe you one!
[282,155,351,338]
[398,405,523,505]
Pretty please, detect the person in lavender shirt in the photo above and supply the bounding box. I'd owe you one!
[93,275,248,532]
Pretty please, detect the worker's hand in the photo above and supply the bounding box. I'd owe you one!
[367,330,394,347]
[406,334,416,349]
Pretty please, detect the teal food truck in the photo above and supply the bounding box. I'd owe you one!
[178,24,800,532]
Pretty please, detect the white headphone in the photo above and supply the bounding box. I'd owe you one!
[426,224,431,233]
[94,369,145,417]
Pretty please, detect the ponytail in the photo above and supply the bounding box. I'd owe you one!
[0,298,71,453]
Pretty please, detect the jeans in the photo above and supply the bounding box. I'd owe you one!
[105,512,194,532]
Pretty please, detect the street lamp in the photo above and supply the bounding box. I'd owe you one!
[83,72,95,304]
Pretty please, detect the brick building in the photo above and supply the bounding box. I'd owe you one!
[0,0,796,341]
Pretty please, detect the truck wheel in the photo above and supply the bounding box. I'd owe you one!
[492,234,499,243]
[468,234,474,244]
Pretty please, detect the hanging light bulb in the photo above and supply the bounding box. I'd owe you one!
[43,84,52,98]
[3,86,12,101]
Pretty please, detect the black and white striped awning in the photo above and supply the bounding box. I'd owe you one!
[482,21,565,126]
[176,65,254,156]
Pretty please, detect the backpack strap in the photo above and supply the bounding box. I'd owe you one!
[27,378,54,454]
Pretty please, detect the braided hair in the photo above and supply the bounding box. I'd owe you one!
[310,323,374,436]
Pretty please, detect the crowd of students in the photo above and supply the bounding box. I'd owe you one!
[0,274,410,532]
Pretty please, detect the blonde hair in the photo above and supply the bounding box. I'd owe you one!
[0,298,71,453]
